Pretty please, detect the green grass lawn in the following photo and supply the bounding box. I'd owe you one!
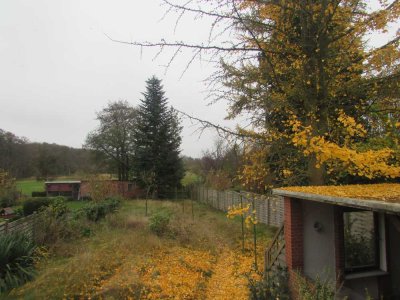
[65,201,88,211]
[16,180,45,196]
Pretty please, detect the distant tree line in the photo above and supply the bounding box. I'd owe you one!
[0,129,103,179]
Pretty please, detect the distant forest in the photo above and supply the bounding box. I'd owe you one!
[0,129,105,179]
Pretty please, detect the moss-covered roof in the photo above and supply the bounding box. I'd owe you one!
[273,183,400,213]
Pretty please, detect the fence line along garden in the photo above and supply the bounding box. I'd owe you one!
[0,213,37,237]
[191,185,284,227]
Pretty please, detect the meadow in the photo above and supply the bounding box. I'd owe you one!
[15,179,45,196]
[6,199,275,299]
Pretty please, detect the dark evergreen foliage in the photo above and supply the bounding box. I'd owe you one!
[133,76,184,198]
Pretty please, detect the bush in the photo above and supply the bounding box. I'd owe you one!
[22,198,51,216]
[80,198,121,222]
[33,198,83,245]
[31,191,47,197]
[149,211,171,236]
[296,272,335,300]
[249,265,290,300]
[47,197,69,218]
[0,232,37,293]
[0,195,16,208]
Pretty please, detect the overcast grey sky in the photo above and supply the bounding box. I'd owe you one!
[0,0,241,158]
[0,1,396,158]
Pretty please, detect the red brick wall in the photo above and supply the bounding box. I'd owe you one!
[284,197,304,299]
[80,181,144,199]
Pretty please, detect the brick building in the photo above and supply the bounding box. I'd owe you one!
[271,184,400,299]
[45,180,143,200]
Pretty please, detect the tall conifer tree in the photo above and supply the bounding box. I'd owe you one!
[133,76,184,198]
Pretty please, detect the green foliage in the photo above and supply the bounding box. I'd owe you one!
[80,198,120,222]
[296,273,335,300]
[84,101,137,181]
[0,196,15,208]
[149,211,171,236]
[181,171,202,187]
[0,232,36,293]
[133,76,184,198]
[0,170,17,208]
[33,198,96,245]
[248,265,290,300]
[31,191,47,197]
[22,197,51,216]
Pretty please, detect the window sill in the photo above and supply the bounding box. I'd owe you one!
[345,270,388,280]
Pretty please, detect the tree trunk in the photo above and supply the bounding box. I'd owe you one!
[308,156,325,185]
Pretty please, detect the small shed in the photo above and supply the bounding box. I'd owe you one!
[273,184,400,299]
[45,181,81,199]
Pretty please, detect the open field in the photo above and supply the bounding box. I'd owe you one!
[16,180,45,196]
[16,177,82,196]
[7,199,275,299]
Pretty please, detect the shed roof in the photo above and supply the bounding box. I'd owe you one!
[273,183,400,214]
[45,181,81,184]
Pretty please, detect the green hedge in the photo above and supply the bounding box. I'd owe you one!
[80,198,120,222]
[22,198,51,216]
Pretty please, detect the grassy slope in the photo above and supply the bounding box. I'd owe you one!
[8,200,276,299]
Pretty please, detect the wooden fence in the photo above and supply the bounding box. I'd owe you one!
[0,213,38,238]
[192,186,284,227]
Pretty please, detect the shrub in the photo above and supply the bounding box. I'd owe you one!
[22,198,51,216]
[249,265,290,300]
[31,191,47,197]
[149,211,171,236]
[0,232,37,293]
[80,198,120,222]
[47,197,69,218]
[0,195,16,208]
[33,199,83,246]
[296,272,335,300]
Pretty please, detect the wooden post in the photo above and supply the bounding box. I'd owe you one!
[240,194,245,253]
[252,197,258,270]
[191,195,194,220]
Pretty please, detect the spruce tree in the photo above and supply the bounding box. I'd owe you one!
[133,76,184,198]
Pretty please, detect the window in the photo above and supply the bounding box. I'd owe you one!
[343,210,386,274]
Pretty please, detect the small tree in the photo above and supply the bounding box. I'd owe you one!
[85,100,137,181]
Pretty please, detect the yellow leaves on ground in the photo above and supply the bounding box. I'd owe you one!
[205,249,259,300]
[95,246,258,300]
[11,200,272,299]
[281,183,400,203]
[140,247,214,299]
